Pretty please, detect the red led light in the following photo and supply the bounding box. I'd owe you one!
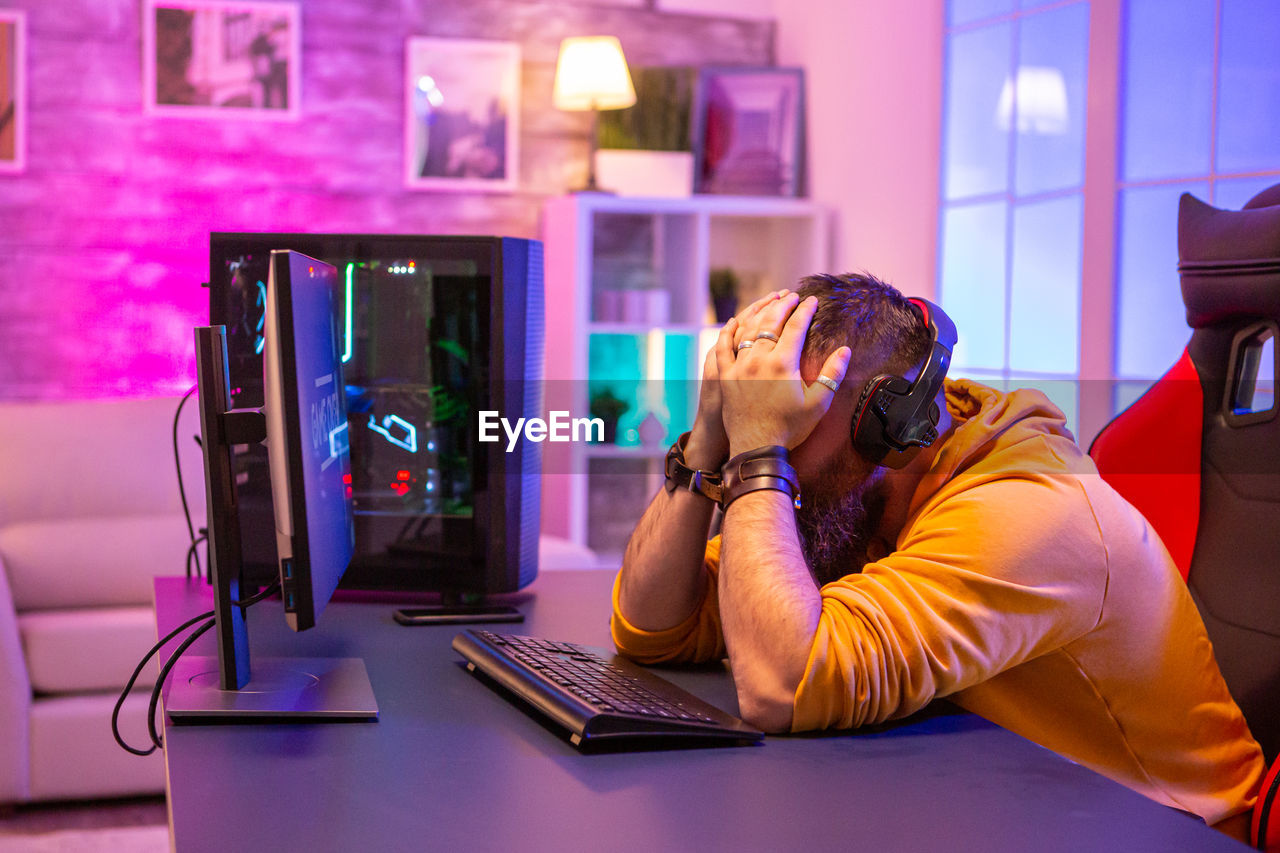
[342,473,352,484]
[390,482,410,497]
[396,469,411,481]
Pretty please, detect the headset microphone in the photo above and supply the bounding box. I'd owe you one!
[850,298,958,469]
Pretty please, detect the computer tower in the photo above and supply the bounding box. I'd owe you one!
[209,234,543,596]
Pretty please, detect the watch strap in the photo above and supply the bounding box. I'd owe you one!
[719,445,801,510]
[664,432,724,503]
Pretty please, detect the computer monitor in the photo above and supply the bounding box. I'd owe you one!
[168,250,377,722]
[207,234,543,603]
[261,250,354,632]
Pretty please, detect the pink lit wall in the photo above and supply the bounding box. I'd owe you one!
[0,0,773,400]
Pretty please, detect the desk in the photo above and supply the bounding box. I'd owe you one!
[156,572,1244,852]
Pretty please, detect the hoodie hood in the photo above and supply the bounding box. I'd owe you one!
[907,378,1089,522]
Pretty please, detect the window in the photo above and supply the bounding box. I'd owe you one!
[940,1,1090,431]
[1116,0,1280,395]
[939,0,1280,441]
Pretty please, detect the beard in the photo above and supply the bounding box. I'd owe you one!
[794,462,889,587]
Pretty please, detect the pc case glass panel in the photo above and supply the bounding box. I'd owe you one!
[1121,0,1214,181]
[211,241,492,585]
[342,256,482,576]
[1217,0,1280,174]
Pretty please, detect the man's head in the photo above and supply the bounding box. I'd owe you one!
[787,272,934,585]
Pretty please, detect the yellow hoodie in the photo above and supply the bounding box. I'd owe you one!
[611,378,1265,823]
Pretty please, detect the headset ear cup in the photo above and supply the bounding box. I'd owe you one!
[852,376,892,460]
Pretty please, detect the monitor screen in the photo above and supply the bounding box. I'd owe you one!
[263,250,354,631]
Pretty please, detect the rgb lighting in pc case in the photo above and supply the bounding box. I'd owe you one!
[209,234,543,597]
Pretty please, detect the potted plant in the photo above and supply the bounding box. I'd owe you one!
[589,389,630,444]
[595,66,695,197]
[709,267,740,323]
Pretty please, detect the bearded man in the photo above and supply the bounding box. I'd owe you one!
[610,273,1264,839]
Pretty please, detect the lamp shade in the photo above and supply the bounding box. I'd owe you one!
[553,36,636,112]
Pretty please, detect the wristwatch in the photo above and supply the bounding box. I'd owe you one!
[719,445,801,511]
[664,432,724,503]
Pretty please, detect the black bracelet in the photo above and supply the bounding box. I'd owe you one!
[719,445,801,510]
[664,432,724,503]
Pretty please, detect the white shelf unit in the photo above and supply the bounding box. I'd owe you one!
[540,194,831,559]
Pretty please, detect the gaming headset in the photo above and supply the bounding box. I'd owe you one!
[850,297,958,469]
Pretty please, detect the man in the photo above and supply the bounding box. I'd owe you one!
[611,273,1265,836]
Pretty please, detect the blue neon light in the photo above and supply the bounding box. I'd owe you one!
[254,280,267,355]
[367,413,417,453]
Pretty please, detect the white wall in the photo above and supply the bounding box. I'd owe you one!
[650,0,945,295]
[774,1,944,297]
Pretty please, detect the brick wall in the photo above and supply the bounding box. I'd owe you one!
[0,0,772,399]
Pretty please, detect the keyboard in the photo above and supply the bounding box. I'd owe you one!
[452,629,764,748]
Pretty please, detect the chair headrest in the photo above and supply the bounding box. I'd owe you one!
[1178,184,1280,329]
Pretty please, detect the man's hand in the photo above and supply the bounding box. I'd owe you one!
[685,290,790,469]
[716,293,851,457]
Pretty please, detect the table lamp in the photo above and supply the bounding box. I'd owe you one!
[553,36,636,193]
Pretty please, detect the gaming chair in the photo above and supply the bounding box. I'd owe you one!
[1089,184,1280,848]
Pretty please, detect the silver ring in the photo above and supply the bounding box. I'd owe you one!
[815,375,840,392]
[736,340,755,353]
[755,331,779,343]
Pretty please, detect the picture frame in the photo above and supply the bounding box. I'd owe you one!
[692,66,806,197]
[405,37,520,193]
[0,10,25,173]
[142,0,300,120]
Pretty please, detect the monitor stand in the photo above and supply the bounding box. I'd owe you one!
[169,327,377,725]
[166,656,377,722]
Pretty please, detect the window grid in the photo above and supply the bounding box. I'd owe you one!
[941,0,1089,392]
[949,0,1091,33]
[1114,0,1280,389]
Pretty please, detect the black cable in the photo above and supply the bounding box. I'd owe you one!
[111,609,214,755]
[146,618,216,750]
[185,534,208,582]
[174,385,202,579]
[113,581,281,755]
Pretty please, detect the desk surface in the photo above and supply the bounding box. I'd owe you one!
[156,572,1244,853]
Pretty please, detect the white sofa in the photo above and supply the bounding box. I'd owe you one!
[0,394,601,804]
[0,395,203,803]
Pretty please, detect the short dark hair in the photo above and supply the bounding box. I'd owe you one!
[795,272,932,387]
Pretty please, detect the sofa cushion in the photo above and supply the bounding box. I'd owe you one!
[19,605,158,694]
[0,396,206,528]
[29,692,165,801]
[0,514,196,611]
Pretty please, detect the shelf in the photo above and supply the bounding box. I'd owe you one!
[541,193,830,551]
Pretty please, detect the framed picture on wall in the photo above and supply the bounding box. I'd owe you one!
[0,10,25,173]
[143,0,300,119]
[692,66,806,197]
[405,37,520,192]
